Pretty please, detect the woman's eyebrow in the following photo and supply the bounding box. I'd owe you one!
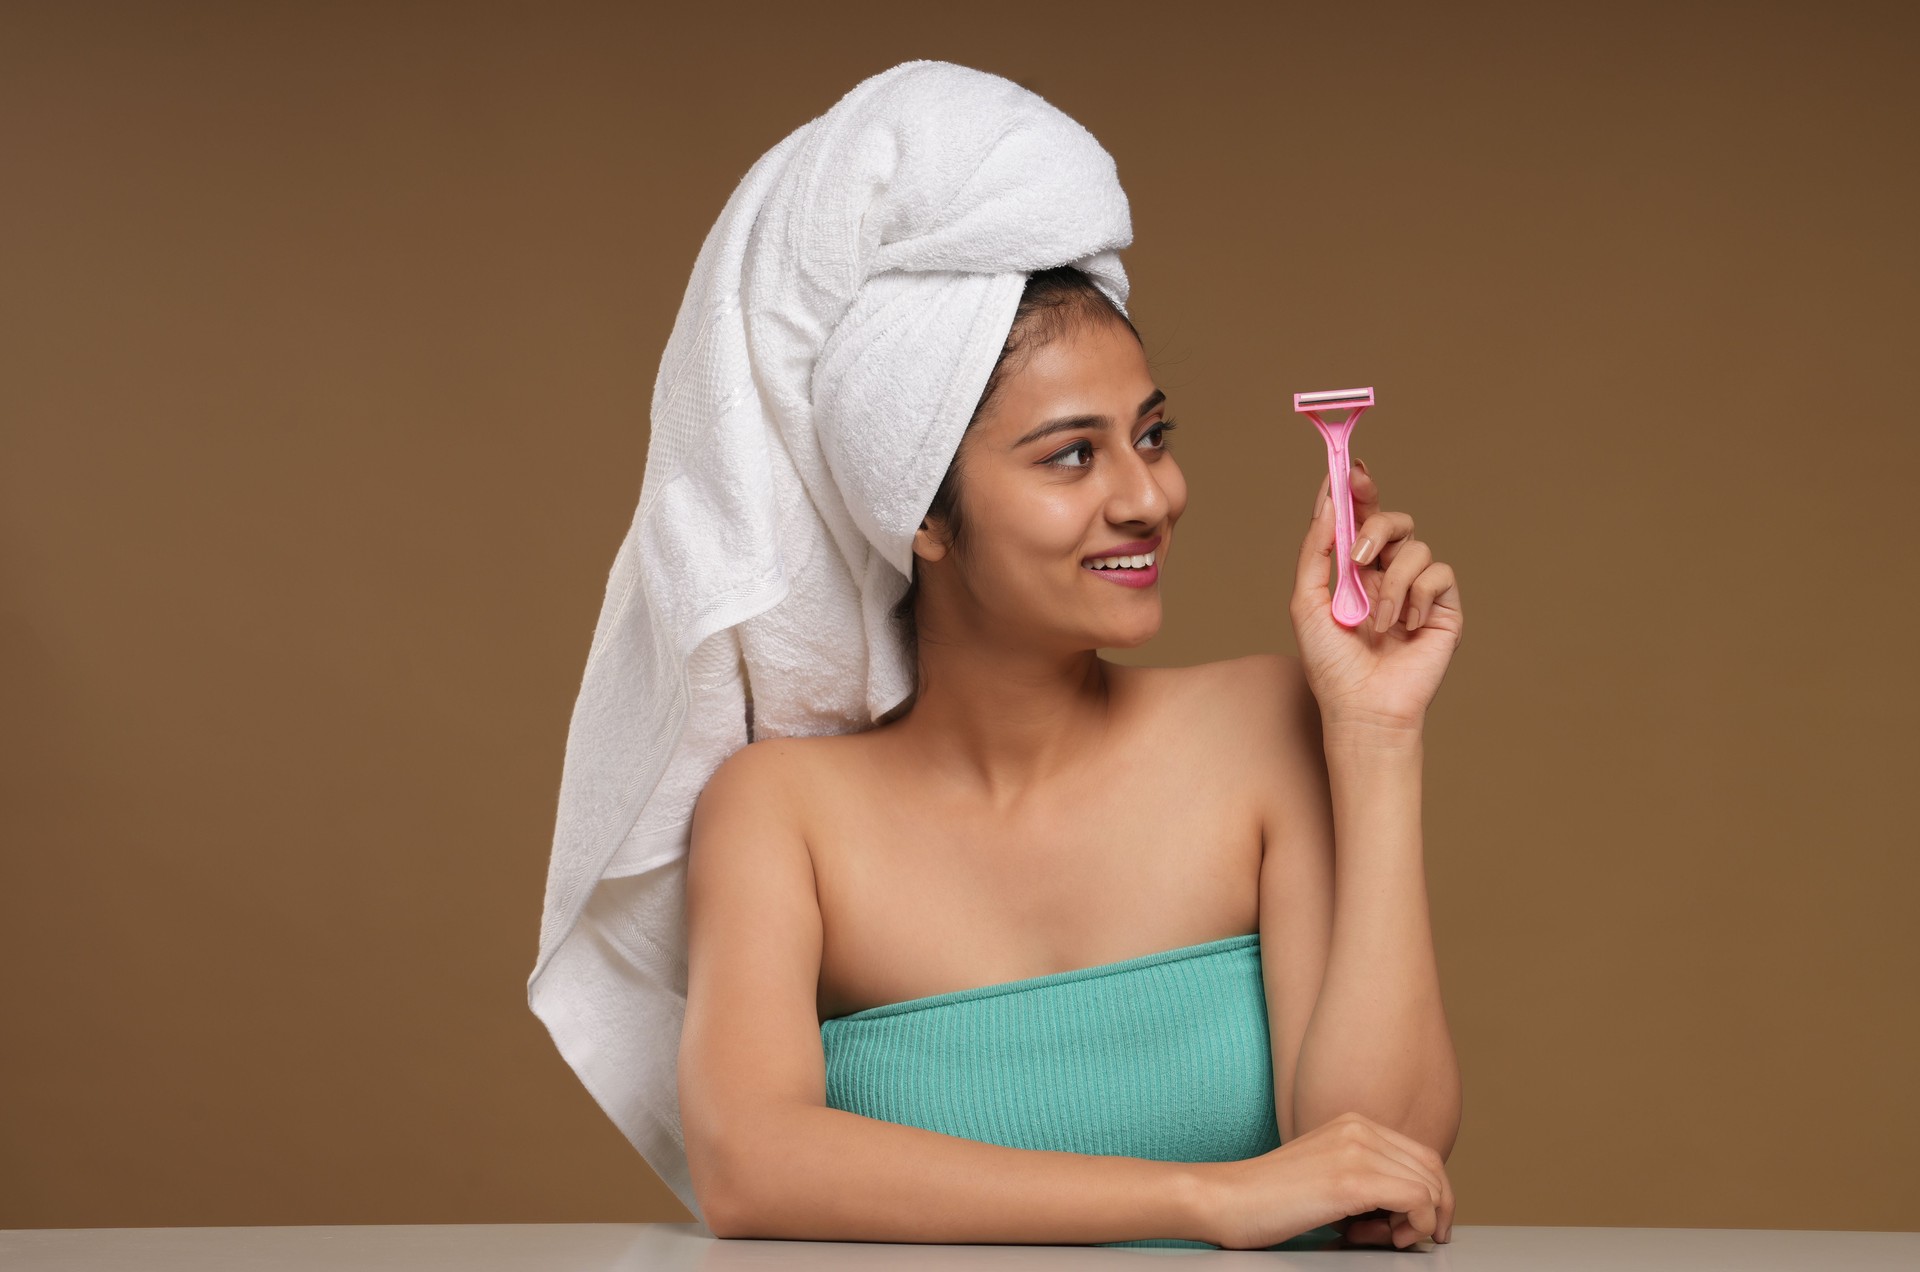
[1009,388,1166,450]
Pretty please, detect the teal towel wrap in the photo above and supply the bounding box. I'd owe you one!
[820,932,1345,1250]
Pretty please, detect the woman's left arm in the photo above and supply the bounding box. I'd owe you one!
[1291,725,1461,1160]
[1285,458,1466,1162]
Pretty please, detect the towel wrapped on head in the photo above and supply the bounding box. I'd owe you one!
[527,59,1134,1221]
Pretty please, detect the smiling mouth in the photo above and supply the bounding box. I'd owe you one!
[1081,549,1157,571]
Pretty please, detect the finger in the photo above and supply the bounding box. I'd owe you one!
[1313,457,1372,520]
[1364,1163,1441,1245]
[1347,1120,1447,1238]
[1350,509,1414,572]
[1402,560,1443,632]
[1371,523,1415,570]
[1360,1121,1455,1243]
[1403,561,1460,633]
[1343,1214,1394,1247]
[1392,1211,1432,1249]
[1347,457,1380,526]
[1292,477,1337,608]
[1371,537,1434,633]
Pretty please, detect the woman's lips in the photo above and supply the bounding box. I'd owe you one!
[1083,559,1159,588]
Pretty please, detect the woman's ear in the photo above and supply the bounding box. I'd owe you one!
[912,516,949,564]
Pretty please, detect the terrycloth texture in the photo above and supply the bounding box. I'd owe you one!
[821,933,1345,1250]
[526,59,1134,1223]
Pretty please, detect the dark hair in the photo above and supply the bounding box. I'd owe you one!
[884,265,1138,700]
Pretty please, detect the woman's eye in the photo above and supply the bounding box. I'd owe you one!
[1046,440,1095,469]
[1044,418,1178,469]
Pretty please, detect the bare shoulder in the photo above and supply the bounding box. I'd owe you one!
[697,734,816,805]
[685,737,825,920]
[692,731,867,868]
[1134,652,1319,739]
[685,735,831,929]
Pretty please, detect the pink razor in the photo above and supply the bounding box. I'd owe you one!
[1293,386,1375,629]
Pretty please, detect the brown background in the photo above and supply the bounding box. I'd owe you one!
[3,0,1915,1235]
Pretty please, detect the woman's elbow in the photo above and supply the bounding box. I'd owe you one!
[682,1095,759,1238]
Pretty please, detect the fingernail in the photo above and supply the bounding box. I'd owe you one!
[1351,536,1374,563]
[1315,492,1328,519]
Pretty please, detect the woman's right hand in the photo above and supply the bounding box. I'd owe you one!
[1198,1111,1455,1250]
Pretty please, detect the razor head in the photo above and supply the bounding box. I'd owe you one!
[1293,387,1375,413]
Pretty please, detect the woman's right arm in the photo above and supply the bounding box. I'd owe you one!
[677,740,1212,1245]
[676,740,1448,1248]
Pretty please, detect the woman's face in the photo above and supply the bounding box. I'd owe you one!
[913,313,1188,651]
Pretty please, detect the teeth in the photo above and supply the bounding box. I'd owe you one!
[1085,550,1155,570]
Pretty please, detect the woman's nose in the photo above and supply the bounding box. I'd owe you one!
[1106,446,1169,520]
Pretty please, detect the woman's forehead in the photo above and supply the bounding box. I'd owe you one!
[985,325,1156,437]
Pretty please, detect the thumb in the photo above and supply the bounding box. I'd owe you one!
[1293,486,1335,607]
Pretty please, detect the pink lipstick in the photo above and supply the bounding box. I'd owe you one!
[1084,560,1158,587]
[1081,534,1162,588]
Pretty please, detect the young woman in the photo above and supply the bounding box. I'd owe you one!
[678,265,1464,1249]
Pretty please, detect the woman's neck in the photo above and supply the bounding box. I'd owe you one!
[886,645,1116,811]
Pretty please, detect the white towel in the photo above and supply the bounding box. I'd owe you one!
[526,59,1134,1221]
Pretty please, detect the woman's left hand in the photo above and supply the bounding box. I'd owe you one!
[1290,458,1463,734]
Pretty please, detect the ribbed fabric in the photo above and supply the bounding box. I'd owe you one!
[819,932,1343,1250]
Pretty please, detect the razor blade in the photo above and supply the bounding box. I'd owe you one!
[1292,387,1375,414]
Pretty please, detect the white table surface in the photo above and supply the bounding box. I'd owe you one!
[3,1222,1916,1270]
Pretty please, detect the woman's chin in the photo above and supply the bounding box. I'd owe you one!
[1095,613,1163,649]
